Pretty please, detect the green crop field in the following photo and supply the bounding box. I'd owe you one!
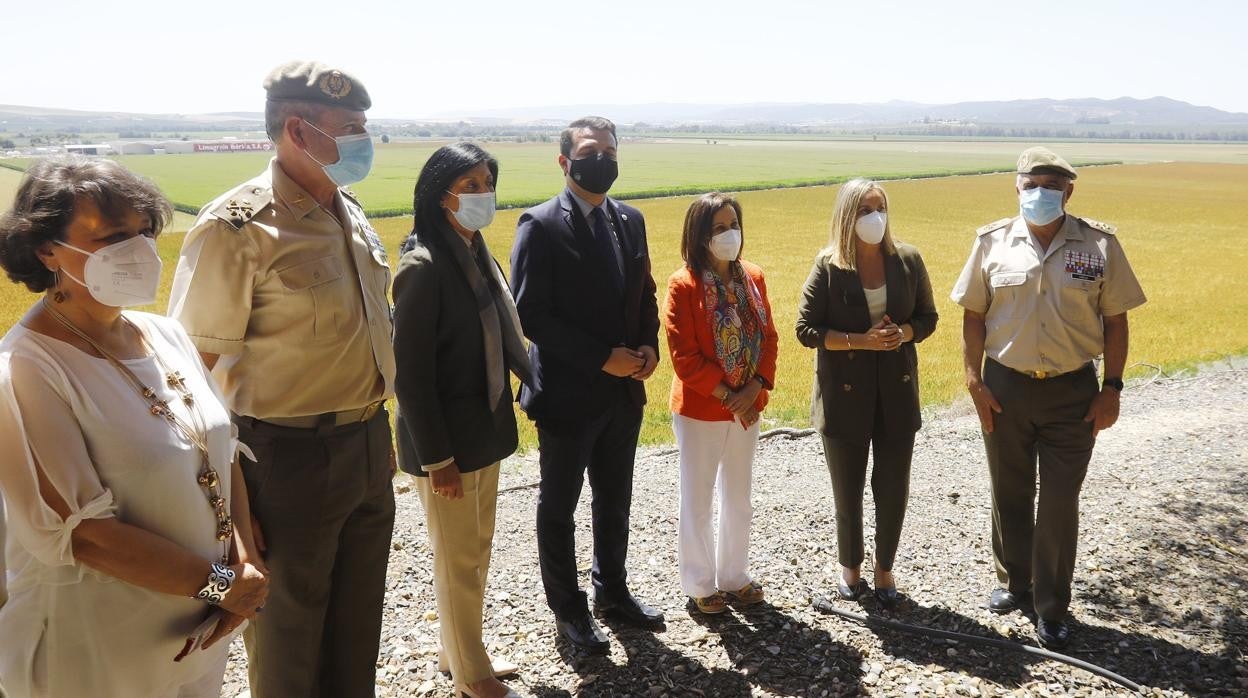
[7,138,1248,219]
[2,154,1245,449]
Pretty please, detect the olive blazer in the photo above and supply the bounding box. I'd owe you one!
[795,242,938,439]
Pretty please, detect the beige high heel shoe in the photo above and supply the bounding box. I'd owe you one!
[438,650,519,678]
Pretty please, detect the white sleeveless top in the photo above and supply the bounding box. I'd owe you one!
[864,284,888,325]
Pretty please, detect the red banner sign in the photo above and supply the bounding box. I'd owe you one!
[192,142,273,153]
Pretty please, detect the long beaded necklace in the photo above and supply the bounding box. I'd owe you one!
[42,300,232,564]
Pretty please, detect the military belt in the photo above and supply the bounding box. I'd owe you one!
[237,400,385,431]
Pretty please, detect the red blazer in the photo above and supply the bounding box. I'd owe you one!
[664,261,779,421]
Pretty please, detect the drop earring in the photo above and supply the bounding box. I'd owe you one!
[53,269,67,303]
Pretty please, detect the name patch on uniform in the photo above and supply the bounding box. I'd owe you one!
[1064,250,1104,282]
[990,271,1026,288]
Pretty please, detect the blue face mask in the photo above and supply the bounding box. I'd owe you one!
[1018,186,1065,226]
[302,119,374,186]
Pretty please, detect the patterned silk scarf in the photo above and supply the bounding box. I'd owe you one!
[702,262,769,389]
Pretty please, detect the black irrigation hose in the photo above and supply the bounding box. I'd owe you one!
[811,596,1143,693]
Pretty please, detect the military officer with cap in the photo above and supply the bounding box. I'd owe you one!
[169,60,396,696]
[951,147,1146,649]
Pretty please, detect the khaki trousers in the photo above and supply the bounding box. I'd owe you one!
[983,359,1097,622]
[416,463,500,684]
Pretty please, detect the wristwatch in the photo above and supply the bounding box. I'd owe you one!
[194,562,236,605]
[1102,377,1124,392]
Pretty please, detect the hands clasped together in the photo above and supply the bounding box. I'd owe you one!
[862,314,905,352]
[721,378,762,428]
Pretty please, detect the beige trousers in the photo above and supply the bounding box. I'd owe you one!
[416,462,500,684]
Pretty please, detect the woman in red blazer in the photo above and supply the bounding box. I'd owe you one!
[664,192,779,615]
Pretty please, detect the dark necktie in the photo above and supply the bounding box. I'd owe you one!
[591,206,624,286]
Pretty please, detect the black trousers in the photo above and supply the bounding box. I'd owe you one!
[235,409,396,698]
[534,392,643,619]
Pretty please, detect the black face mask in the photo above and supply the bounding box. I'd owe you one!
[567,153,619,195]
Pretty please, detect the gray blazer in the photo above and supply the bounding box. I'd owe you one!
[392,232,518,476]
[796,242,938,439]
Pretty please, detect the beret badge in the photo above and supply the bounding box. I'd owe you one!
[318,71,353,100]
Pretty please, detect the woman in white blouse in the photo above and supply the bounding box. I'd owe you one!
[0,156,269,697]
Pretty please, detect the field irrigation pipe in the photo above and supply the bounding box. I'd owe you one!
[811,596,1143,692]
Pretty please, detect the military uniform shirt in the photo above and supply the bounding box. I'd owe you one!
[169,158,396,418]
[951,215,1146,375]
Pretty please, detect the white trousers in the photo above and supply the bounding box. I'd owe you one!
[673,414,760,598]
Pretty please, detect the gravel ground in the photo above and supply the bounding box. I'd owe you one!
[222,362,1247,697]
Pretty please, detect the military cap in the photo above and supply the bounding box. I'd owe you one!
[1016,146,1077,180]
[263,60,371,111]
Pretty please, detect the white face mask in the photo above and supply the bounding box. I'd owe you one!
[855,211,887,245]
[447,191,496,232]
[56,235,163,307]
[708,228,742,262]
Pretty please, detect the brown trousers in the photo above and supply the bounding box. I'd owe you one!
[236,410,396,698]
[983,359,1097,622]
[416,463,500,684]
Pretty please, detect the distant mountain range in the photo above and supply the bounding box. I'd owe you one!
[2,97,1245,133]
[442,97,1248,127]
[0,105,265,134]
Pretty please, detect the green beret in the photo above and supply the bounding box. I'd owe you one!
[263,60,371,111]
[1016,146,1077,180]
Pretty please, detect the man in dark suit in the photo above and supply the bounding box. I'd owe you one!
[510,116,664,653]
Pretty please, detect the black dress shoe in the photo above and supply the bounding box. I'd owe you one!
[593,593,666,629]
[1036,618,1070,649]
[874,586,900,608]
[555,614,609,654]
[837,579,870,601]
[989,588,1022,613]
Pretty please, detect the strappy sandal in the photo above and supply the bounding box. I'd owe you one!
[722,580,766,606]
[690,592,729,614]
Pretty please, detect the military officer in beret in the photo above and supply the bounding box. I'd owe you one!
[951,147,1146,649]
[169,60,396,696]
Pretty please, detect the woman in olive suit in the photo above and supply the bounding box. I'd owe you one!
[796,178,938,606]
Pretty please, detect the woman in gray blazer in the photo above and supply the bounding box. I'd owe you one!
[393,143,529,698]
[796,178,938,607]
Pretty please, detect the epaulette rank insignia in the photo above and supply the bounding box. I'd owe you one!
[976,217,1014,236]
[211,185,273,230]
[1081,217,1118,235]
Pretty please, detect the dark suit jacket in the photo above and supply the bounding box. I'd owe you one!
[795,242,939,439]
[510,189,660,425]
[392,231,518,476]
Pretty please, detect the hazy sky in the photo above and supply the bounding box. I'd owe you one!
[7,0,1245,118]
